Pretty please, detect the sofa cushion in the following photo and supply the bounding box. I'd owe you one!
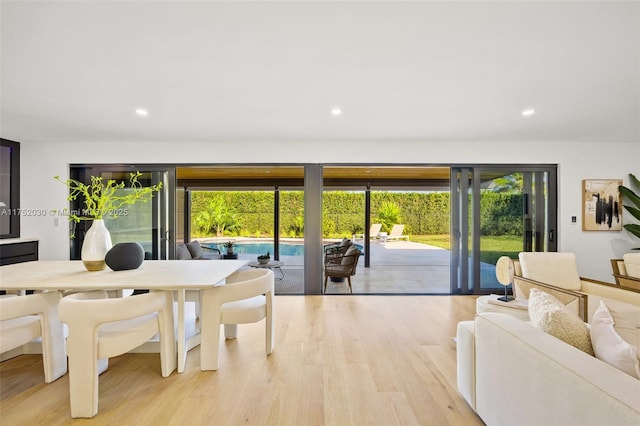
[623,253,640,278]
[176,243,192,260]
[609,307,640,340]
[590,301,640,379]
[528,288,594,355]
[518,252,582,290]
[186,241,204,259]
[341,245,359,266]
[339,238,352,247]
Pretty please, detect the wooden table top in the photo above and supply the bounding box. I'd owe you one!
[0,259,248,291]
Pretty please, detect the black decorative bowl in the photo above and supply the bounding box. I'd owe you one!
[105,242,145,271]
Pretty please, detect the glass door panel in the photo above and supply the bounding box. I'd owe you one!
[451,166,557,294]
[190,189,275,258]
[478,171,527,291]
[69,166,174,261]
[100,170,171,260]
[451,168,473,294]
[279,190,304,266]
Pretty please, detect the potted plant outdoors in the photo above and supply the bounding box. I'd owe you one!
[223,241,236,255]
[618,173,640,249]
[257,252,271,265]
[55,172,162,271]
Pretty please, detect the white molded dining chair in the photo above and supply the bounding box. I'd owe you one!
[0,291,67,383]
[200,268,275,371]
[59,290,176,418]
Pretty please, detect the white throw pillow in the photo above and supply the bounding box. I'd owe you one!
[590,301,640,379]
[528,288,594,355]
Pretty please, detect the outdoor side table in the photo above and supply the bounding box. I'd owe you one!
[247,260,285,280]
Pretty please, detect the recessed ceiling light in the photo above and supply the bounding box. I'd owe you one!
[521,109,536,117]
[330,108,342,116]
[135,108,149,117]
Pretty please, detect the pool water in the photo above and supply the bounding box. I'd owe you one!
[209,242,300,256]
[204,241,363,256]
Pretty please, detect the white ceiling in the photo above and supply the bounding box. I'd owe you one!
[1,1,639,144]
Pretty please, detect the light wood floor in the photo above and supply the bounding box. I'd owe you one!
[0,295,482,426]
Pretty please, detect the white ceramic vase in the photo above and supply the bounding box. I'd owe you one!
[81,219,113,271]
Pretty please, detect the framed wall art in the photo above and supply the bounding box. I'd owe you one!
[582,179,622,231]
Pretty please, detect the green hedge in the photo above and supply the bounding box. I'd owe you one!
[480,193,524,236]
[190,191,523,238]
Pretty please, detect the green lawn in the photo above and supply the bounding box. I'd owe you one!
[411,234,523,264]
[411,234,451,249]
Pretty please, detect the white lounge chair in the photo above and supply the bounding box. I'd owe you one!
[352,223,382,241]
[384,224,409,242]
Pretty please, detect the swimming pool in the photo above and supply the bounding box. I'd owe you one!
[203,241,363,256]
[207,242,301,256]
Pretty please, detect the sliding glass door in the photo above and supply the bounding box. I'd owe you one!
[69,166,175,260]
[451,166,557,294]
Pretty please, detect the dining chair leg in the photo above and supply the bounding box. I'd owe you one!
[39,291,67,383]
[200,293,222,371]
[200,324,221,371]
[347,277,353,293]
[67,334,100,417]
[224,324,238,339]
[265,294,274,355]
[158,292,177,377]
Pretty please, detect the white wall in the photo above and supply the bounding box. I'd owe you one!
[19,140,640,282]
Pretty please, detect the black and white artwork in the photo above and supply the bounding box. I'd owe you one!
[582,179,622,231]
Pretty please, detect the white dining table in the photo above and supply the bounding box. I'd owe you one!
[0,259,247,373]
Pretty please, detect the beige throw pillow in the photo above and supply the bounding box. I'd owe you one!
[341,245,359,266]
[590,301,640,379]
[528,288,594,356]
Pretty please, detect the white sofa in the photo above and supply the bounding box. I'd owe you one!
[457,313,640,426]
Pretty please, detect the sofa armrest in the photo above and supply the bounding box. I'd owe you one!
[611,258,626,276]
[612,275,640,290]
[610,258,640,289]
[579,277,640,301]
[578,278,640,322]
[513,275,587,321]
[456,321,476,410]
